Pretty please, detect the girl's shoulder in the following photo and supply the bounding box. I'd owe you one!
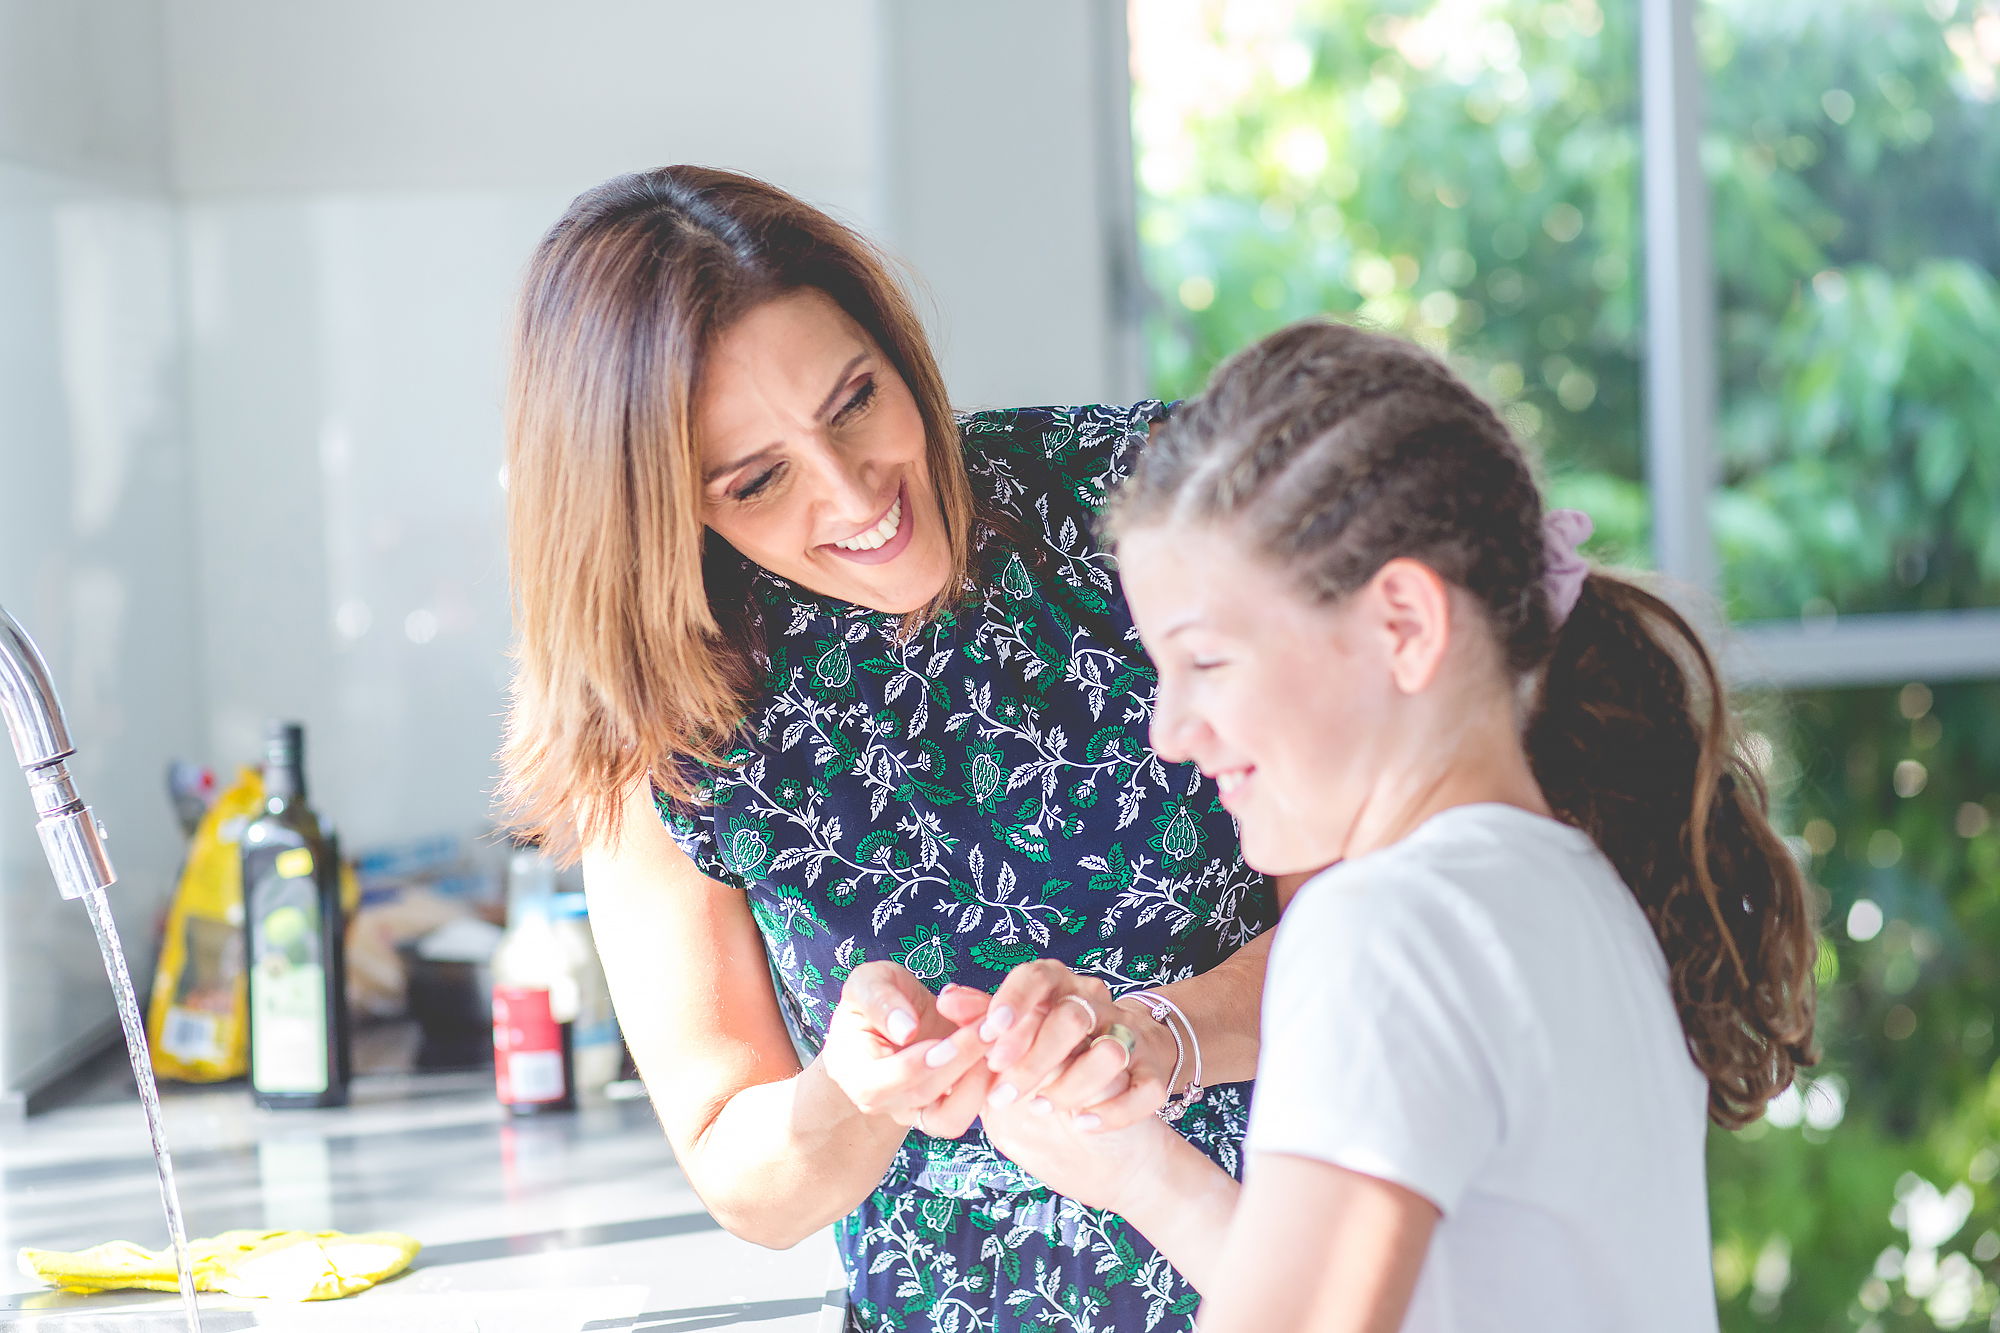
[958,400,1171,518]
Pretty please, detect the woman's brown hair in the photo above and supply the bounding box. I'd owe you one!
[498,166,975,857]
[1107,319,1818,1129]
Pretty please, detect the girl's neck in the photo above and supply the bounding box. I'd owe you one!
[1337,712,1551,863]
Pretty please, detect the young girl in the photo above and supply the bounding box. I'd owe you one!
[976,320,1820,1331]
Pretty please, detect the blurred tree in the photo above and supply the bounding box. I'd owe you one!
[1130,1,2000,1327]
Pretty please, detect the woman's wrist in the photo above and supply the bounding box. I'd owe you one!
[1113,995,1186,1097]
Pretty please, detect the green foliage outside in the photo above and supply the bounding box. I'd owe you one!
[1130,0,2000,1326]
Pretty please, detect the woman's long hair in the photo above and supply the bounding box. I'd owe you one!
[499,166,975,857]
[1106,319,1818,1128]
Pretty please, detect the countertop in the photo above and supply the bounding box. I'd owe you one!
[0,1040,841,1332]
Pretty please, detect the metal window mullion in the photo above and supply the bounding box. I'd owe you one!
[1640,0,1719,597]
[1724,612,2000,691]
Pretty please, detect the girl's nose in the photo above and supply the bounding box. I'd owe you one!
[1149,681,1195,765]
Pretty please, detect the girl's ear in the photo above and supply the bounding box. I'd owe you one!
[1364,558,1453,695]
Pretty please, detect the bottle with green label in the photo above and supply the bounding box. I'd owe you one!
[242,720,350,1109]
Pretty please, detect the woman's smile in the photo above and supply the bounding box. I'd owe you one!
[821,479,914,565]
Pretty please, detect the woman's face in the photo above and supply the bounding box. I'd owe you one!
[695,288,952,614]
[1119,523,1398,877]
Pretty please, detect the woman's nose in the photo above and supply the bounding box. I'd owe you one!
[801,435,877,522]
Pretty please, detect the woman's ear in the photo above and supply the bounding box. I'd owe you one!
[1364,558,1453,695]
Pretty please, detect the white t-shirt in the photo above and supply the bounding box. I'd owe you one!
[1248,803,1718,1333]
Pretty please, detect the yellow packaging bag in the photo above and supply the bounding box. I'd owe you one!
[145,767,264,1081]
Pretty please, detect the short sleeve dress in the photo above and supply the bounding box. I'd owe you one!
[659,402,1276,1333]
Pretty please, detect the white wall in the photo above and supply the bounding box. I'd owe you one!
[0,0,205,1109]
[880,0,1144,409]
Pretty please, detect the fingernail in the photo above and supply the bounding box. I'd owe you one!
[990,1082,1018,1107]
[1074,1113,1101,1131]
[978,1005,1016,1043]
[924,1038,959,1068]
[1029,1097,1053,1116]
[887,1010,917,1044]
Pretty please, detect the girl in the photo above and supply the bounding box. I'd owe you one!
[981,319,1819,1331]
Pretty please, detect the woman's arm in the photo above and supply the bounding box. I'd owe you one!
[584,778,993,1248]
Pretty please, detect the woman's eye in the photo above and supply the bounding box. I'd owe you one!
[733,464,783,502]
[1190,659,1226,672]
[833,378,877,425]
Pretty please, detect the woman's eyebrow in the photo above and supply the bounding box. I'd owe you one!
[704,443,780,485]
[814,352,869,419]
[702,352,870,485]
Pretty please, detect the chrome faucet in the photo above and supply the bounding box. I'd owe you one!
[0,603,116,899]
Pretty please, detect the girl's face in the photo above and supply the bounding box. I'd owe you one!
[1118,524,1403,877]
[696,288,952,614]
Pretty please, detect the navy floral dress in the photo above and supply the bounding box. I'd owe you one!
[660,403,1276,1332]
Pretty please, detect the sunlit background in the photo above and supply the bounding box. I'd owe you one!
[1128,1,2000,1327]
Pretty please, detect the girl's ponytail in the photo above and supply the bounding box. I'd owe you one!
[1527,572,1819,1128]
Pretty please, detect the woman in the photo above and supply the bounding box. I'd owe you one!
[983,320,1819,1330]
[498,165,1281,1331]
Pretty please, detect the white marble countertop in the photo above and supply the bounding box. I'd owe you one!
[0,1064,841,1332]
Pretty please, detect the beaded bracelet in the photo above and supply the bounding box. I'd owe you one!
[1125,989,1205,1121]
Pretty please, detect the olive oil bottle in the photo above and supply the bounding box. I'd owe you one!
[242,721,350,1108]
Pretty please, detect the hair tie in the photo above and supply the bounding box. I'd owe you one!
[1542,508,1594,626]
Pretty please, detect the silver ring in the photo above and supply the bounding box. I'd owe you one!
[1059,993,1097,1028]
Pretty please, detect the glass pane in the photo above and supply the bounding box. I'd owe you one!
[1716,677,2000,1328]
[1128,0,1649,565]
[1706,0,2000,620]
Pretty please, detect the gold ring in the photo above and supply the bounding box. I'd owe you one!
[1059,993,1097,1026]
[1091,1022,1139,1070]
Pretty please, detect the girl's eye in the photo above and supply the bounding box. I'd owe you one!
[733,463,784,502]
[1190,659,1226,672]
[833,378,877,425]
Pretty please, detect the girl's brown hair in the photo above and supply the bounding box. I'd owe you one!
[498,166,974,856]
[1107,319,1818,1128]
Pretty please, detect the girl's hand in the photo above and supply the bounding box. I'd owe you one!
[981,1078,1182,1215]
[978,960,1175,1129]
[821,963,994,1136]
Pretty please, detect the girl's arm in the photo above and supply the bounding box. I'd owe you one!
[981,1102,1436,1329]
[584,778,993,1248]
[1190,1153,1438,1333]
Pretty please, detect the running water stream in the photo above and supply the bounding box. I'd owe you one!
[78,886,203,1332]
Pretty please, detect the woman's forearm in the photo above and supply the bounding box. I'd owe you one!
[675,1056,908,1248]
[1117,927,1272,1089]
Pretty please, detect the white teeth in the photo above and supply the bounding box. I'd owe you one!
[1216,772,1246,794]
[833,497,902,552]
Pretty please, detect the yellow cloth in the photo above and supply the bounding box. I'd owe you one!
[18,1228,420,1301]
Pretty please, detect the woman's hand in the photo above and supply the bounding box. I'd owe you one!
[977,960,1176,1131]
[821,963,996,1138]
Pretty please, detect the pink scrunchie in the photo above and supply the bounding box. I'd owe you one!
[1542,509,1594,625]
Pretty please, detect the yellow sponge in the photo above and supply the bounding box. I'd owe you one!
[18,1228,420,1302]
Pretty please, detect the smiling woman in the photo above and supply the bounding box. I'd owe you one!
[495,166,1279,1333]
[695,290,951,613]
